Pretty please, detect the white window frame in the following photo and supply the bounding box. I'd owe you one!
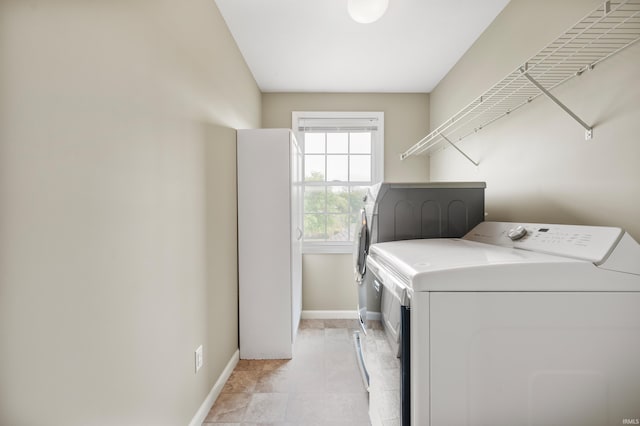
[292,111,384,254]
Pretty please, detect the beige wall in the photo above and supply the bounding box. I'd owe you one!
[262,93,430,311]
[0,1,260,425]
[429,0,640,240]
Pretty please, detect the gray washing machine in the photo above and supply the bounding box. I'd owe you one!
[354,182,486,354]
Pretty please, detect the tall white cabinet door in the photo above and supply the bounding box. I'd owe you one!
[237,129,302,359]
[290,133,303,341]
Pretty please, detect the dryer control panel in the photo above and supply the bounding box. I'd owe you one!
[464,222,624,264]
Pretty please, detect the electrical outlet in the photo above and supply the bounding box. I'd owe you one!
[195,345,203,373]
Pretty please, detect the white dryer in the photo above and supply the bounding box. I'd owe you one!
[367,221,640,426]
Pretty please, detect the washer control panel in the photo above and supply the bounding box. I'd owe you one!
[465,222,624,264]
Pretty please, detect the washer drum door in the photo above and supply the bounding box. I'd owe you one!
[353,208,370,330]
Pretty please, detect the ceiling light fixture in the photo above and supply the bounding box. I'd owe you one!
[347,0,389,24]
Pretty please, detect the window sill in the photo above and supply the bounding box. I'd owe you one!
[302,243,354,255]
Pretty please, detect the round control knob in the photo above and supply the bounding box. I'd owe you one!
[507,225,527,241]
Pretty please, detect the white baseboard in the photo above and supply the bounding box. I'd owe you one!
[301,310,381,321]
[301,310,357,319]
[188,349,239,426]
[367,311,382,321]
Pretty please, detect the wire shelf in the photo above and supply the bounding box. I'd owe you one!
[401,0,640,161]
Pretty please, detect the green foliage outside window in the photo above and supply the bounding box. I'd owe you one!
[300,127,377,246]
[304,172,367,242]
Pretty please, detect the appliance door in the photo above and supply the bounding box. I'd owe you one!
[367,256,412,426]
[353,208,369,331]
[352,209,372,392]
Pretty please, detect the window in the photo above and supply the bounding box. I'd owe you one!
[293,111,384,253]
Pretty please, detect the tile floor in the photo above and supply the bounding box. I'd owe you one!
[202,319,400,426]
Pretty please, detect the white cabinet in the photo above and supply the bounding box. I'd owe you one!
[237,129,302,359]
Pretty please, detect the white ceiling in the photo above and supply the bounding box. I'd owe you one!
[214,0,510,93]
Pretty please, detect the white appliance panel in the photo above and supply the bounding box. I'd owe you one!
[464,221,624,264]
[428,292,640,426]
[369,238,640,293]
[369,238,578,279]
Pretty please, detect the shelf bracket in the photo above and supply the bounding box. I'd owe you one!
[520,66,593,140]
[440,133,479,166]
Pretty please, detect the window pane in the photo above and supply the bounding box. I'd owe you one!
[326,215,349,241]
[327,133,348,153]
[304,187,326,213]
[327,186,349,213]
[304,214,327,241]
[305,133,325,154]
[350,132,371,154]
[326,155,348,181]
[295,111,383,248]
[305,155,325,181]
[349,155,371,182]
